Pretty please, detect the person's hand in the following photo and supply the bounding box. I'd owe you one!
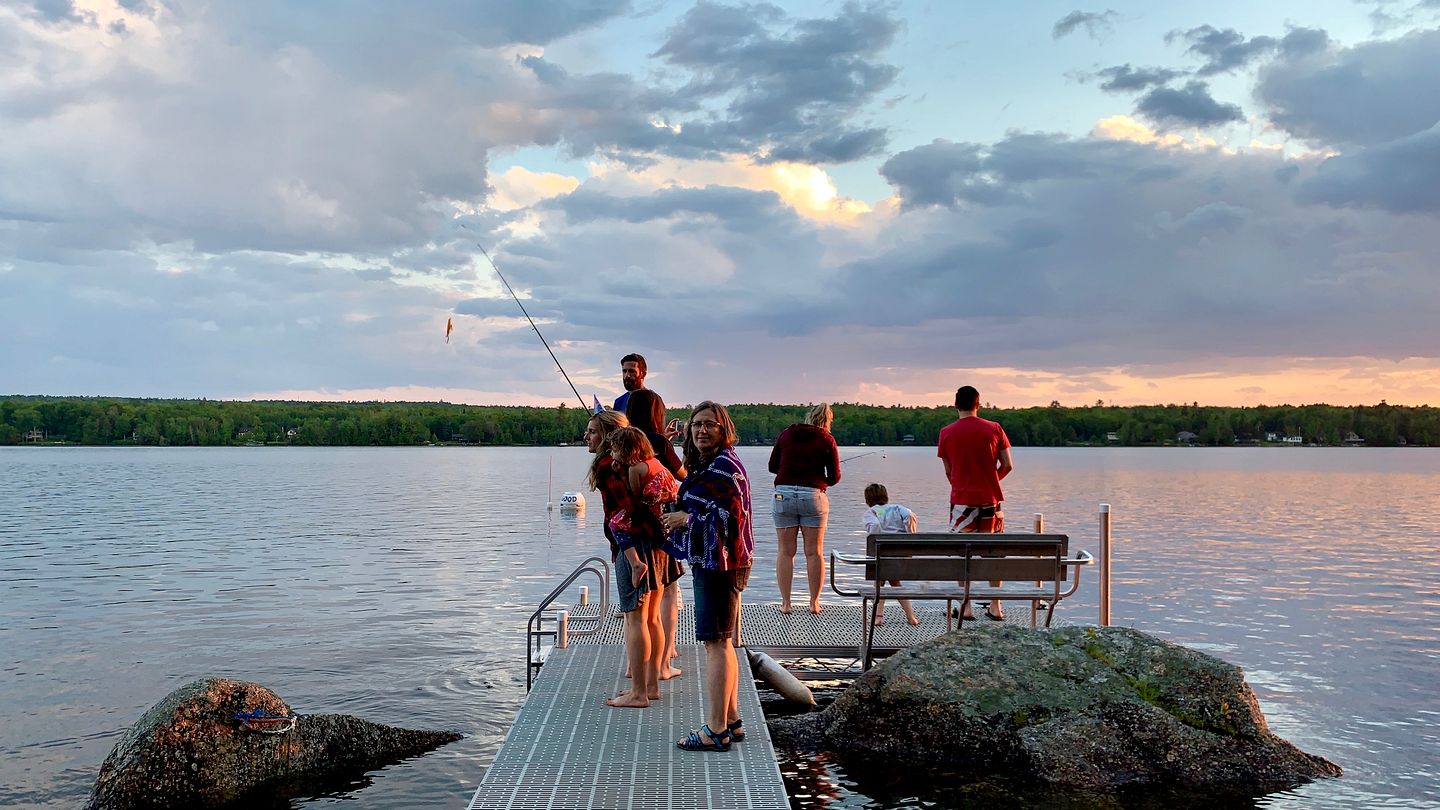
[661,511,688,532]
[630,558,649,587]
[663,418,684,441]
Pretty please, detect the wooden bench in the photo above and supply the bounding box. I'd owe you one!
[831,533,1093,669]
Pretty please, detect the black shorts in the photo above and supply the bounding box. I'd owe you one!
[692,566,750,641]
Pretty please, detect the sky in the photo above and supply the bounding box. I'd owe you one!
[2,0,1438,409]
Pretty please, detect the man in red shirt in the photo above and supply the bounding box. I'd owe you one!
[937,385,1014,620]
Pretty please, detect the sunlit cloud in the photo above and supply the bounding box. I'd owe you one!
[590,155,872,222]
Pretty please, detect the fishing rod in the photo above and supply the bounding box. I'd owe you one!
[466,233,589,412]
[839,450,882,463]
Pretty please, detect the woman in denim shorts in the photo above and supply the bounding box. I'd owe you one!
[660,401,753,752]
[768,403,840,614]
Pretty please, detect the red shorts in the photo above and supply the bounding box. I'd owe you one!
[949,503,1004,533]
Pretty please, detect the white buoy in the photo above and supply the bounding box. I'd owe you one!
[747,649,815,706]
[559,491,586,512]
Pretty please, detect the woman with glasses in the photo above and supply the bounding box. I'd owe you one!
[768,403,840,614]
[660,402,753,752]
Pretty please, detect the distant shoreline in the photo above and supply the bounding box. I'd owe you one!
[3,395,1435,448]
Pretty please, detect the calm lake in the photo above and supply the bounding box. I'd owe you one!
[1,446,1437,809]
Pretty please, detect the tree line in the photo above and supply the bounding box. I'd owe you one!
[2,395,1435,448]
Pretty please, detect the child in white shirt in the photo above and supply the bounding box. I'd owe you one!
[863,483,920,626]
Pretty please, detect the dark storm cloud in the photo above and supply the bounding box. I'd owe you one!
[1052,9,1118,40]
[1299,124,1440,213]
[1093,64,1184,93]
[1135,81,1244,127]
[1167,25,1279,75]
[1257,27,1440,147]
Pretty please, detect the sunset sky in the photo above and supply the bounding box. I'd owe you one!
[2,0,1438,408]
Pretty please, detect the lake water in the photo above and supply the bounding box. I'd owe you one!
[1,446,1437,809]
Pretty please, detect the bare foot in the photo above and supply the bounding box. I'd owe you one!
[660,665,683,680]
[905,613,921,626]
[809,602,822,615]
[605,692,650,708]
[872,614,885,626]
[778,603,792,615]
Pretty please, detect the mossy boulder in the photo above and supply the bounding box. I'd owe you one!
[772,625,1340,794]
[85,678,461,809]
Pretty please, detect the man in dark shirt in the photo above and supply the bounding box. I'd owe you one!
[614,353,647,413]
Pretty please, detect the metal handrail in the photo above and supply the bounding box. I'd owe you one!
[526,555,611,690]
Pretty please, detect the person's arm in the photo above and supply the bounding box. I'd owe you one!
[768,434,783,475]
[996,446,1013,480]
[627,461,646,496]
[661,441,687,480]
[825,437,841,487]
[863,508,881,534]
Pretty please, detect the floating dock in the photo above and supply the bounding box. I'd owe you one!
[468,642,788,810]
[469,600,1045,809]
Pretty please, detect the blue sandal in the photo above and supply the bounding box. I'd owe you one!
[677,723,732,752]
[727,718,745,742]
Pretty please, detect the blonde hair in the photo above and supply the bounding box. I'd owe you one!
[586,409,629,490]
[609,426,655,467]
[806,402,833,431]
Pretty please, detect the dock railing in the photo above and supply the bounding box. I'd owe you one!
[526,555,611,690]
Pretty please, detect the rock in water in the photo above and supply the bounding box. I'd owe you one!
[86,678,462,809]
[773,625,1340,796]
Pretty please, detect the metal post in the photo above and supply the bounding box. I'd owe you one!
[578,585,589,606]
[1099,503,1112,627]
[1031,513,1044,625]
[557,610,569,649]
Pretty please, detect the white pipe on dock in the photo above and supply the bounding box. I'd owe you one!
[578,586,589,606]
[557,610,569,649]
[1099,504,1112,627]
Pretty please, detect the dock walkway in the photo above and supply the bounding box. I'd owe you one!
[468,643,788,810]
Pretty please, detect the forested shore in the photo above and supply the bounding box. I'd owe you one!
[1,395,1434,448]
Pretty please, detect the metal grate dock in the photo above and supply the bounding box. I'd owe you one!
[564,600,1057,660]
[469,644,789,810]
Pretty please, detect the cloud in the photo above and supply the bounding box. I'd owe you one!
[1256,27,1440,148]
[651,0,901,163]
[1052,10,1118,40]
[1092,64,1184,93]
[1135,81,1244,128]
[1168,24,1279,75]
[1298,123,1440,212]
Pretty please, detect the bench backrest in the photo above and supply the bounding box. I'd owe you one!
[867,533,1071,583]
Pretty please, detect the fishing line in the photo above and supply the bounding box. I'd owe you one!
[465,230,588,412]
[839,451,883,463]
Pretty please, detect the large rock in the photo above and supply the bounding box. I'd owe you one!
[773,625,1340,796]
[86,678,462,809]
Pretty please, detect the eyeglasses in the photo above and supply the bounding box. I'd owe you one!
[691,420,722,431]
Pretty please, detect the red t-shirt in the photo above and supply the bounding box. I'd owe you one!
[936,416,1011,506]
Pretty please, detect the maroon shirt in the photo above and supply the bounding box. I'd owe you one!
[768,424,841,490]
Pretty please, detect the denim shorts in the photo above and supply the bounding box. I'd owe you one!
[614,551,654,613]
[692,566,750,641]
[771,485,829,529]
